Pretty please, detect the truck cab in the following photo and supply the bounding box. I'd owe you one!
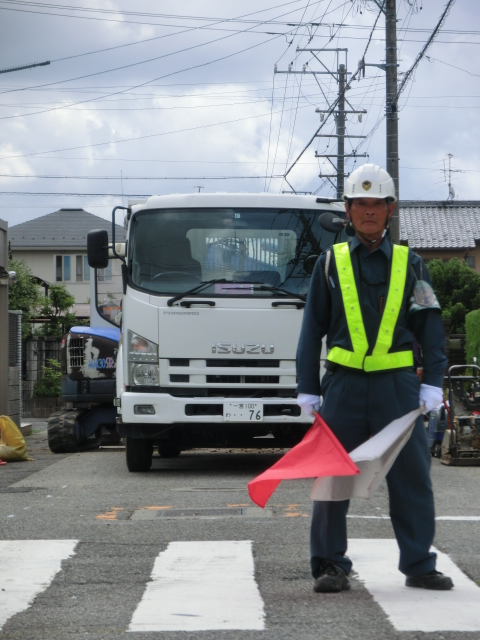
[88,192,347,471]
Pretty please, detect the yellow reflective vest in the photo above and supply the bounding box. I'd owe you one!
[326,242,414,372]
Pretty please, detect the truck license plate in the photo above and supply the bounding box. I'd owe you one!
[223,402,263,422]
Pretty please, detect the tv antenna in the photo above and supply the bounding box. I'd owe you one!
[443,153,458,200]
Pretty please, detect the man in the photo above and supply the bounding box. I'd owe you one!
[296,164,453,593]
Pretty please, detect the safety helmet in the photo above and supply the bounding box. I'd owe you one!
[342,163,397,202]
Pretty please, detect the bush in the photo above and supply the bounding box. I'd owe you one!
[465,310,480,364]
[36,284,76,337]
[34,359,62,397]
[8,259,41,338]
[428,258,480,332]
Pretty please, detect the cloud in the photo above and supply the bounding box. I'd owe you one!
[0,0,478,226]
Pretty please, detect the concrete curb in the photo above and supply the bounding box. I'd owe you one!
[20,422,32,437]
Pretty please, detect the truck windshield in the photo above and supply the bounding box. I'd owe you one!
[130,207,346,297]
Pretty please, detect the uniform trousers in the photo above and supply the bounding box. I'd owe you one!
[311,366,436,578]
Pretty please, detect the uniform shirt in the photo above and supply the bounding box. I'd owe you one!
[296,235,447,396]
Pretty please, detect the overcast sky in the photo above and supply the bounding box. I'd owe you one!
[0,0,478,226]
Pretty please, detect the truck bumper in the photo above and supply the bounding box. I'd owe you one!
[118,391,310,426]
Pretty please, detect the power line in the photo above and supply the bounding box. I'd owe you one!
[0,173,288,179]
[394,0,457,103]
[0,102,314,160]
[0,4,330,123]
[283,0,384,182]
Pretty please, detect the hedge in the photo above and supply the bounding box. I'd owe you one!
[465,309,480,364]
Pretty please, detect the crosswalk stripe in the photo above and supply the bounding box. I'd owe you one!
[349,539,480,632]
[128,540,265,632]
[0,540,78,631]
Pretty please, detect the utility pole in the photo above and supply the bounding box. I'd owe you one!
[0,220,9,417]
[336,64,346,199]
[358,1,399,238]
[276,49,367,196]
[385,0,400,242]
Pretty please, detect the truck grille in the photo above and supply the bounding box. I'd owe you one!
[166,357,295,391]
[206,375,279,384]
[69,337,85,368]
[206,359,280,368]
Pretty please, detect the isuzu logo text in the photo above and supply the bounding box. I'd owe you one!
[212,342,275,354]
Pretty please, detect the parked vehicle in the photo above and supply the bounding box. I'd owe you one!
[87,193,348,471]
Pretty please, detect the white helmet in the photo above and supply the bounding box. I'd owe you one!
[342,163,397,202]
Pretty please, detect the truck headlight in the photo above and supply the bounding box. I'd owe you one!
[127,330,158,363]
[129,363,159,387]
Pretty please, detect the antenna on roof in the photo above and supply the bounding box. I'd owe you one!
[444,153,459,201]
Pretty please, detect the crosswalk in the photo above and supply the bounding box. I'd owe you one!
[1,539,480,634]
[0,540,78,631]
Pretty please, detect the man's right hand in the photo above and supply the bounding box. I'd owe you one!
[296,393,322,416]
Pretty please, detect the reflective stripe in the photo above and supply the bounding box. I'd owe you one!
[326,242,413,372]
[327,243,368,369]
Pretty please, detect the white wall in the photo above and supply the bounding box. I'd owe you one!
[12,249,90,303]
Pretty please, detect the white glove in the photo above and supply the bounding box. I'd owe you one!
[297,393,322,416]
[419,384,443,414]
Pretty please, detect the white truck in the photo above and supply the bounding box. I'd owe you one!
[87,193,347,471]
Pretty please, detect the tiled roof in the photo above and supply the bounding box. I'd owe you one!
[9,208,125,249]
[400,201,480,250]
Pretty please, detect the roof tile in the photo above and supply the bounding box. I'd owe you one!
[9,208,125,248]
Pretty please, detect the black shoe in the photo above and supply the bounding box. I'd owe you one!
[405,570,454,590]
[313,563,351,593]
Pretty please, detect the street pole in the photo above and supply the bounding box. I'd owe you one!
[0,219,9,416]
[385,0,400,242]
[336,64,346,199]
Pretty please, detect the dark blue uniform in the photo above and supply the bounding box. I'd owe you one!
[296,236,447,578]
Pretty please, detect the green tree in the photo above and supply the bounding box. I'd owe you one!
[37,284,76,336]
[33,358,61,397]
[427,258,480,332]
[7,259,41,338]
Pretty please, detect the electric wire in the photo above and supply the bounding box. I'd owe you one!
[283,0,385,183]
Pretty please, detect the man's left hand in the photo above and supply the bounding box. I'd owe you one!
[419,384,443,414]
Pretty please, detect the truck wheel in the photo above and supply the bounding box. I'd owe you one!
[158,441,181,458]
[126,437,153,472]
[47,410,79,454]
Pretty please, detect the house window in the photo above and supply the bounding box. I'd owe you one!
[55,255,71,281]
[56,256,62,281]
[98,260,113,282]
[465,256,475,269]
[75,255,91,282]
[76,255,83,282]
[84,256,90,282]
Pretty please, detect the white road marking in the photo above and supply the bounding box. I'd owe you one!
[349,539,480,632]
[128,540,265,632]
[0,540,78,631]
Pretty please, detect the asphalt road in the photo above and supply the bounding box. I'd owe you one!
[1,421,480,640]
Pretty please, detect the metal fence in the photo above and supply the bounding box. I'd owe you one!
[8,310,22,425]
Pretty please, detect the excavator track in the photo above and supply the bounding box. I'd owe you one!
[47,410,83,454]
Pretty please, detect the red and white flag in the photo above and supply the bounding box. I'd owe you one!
[248,413,360,509]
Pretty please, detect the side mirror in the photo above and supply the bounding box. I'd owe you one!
[87,229,109,269]
[319,211,346,233]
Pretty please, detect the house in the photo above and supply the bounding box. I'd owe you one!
[9,208,126,309]
[400,200,480,272]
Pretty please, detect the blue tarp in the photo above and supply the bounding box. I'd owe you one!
[70,326,120,342]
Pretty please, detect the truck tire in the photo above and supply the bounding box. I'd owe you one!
[47,410,79,454]
[126,437,153,472]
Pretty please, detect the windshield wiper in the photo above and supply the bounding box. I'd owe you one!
[167,279,229,307]
[253,283,306,302]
